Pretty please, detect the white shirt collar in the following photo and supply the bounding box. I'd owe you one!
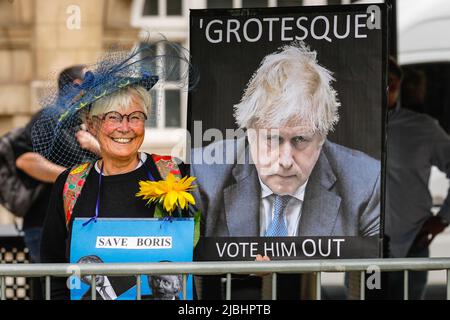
[97,277,117,300]
[258,176,307,202]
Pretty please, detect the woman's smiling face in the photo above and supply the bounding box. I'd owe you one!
[88,90,148,163]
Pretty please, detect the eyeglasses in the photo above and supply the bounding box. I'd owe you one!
[97,111,148,126]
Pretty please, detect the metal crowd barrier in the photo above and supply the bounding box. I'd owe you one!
[1,258,450,300]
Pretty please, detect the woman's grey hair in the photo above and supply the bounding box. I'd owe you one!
[233,41,340,134]
[89,85,152,117]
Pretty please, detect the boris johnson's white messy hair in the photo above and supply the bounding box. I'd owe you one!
[233,41,340,134]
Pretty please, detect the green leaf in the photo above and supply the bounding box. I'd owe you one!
[193,210,201,248]
[154,204,165,218]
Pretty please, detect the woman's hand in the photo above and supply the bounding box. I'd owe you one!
[255,254,271,262]
[76,125,101,156]
[253,254,271,277]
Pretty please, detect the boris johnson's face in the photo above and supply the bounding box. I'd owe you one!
[248,124,324,195]
[150,275,182,297]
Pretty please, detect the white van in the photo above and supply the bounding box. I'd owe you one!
[398,0,450,65]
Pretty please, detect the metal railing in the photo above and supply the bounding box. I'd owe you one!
[1,258,449,300]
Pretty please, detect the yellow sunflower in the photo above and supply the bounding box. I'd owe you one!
[136,173,196,213]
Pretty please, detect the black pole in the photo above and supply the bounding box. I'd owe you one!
[386,0,398,59]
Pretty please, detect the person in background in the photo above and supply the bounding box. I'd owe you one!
[401,68,428,114]
[13,65,88,265]
[385,57,450,299]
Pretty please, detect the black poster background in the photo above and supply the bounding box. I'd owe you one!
[195,237,379,261]
[188,5,388,260]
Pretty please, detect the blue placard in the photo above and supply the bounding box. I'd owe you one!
[70,218,194,300]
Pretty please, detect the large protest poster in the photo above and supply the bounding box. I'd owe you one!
[70,218,194,300]
[188,4,388,260]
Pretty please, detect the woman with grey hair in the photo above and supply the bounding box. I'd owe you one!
[39,43,193,300]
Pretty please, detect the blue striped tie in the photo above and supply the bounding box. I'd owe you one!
[265,195,291,237]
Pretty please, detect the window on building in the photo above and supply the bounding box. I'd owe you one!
[165,90,181,127]
[141,41,184,129]
[242,0,268,7]
[164,42,181,82]
[132,0,188,132]
[167,0,182,15]
[143,0,158,15]
[207,0,233,8]
[277,0,303,6]
[146,90,158,128]
[143,0,182,16]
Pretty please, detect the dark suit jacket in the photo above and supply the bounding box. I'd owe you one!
[190,137,380,299]
[80,275,136,300]
[191,137,380,238]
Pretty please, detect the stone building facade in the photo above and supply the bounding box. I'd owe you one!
[0,0,142,224]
